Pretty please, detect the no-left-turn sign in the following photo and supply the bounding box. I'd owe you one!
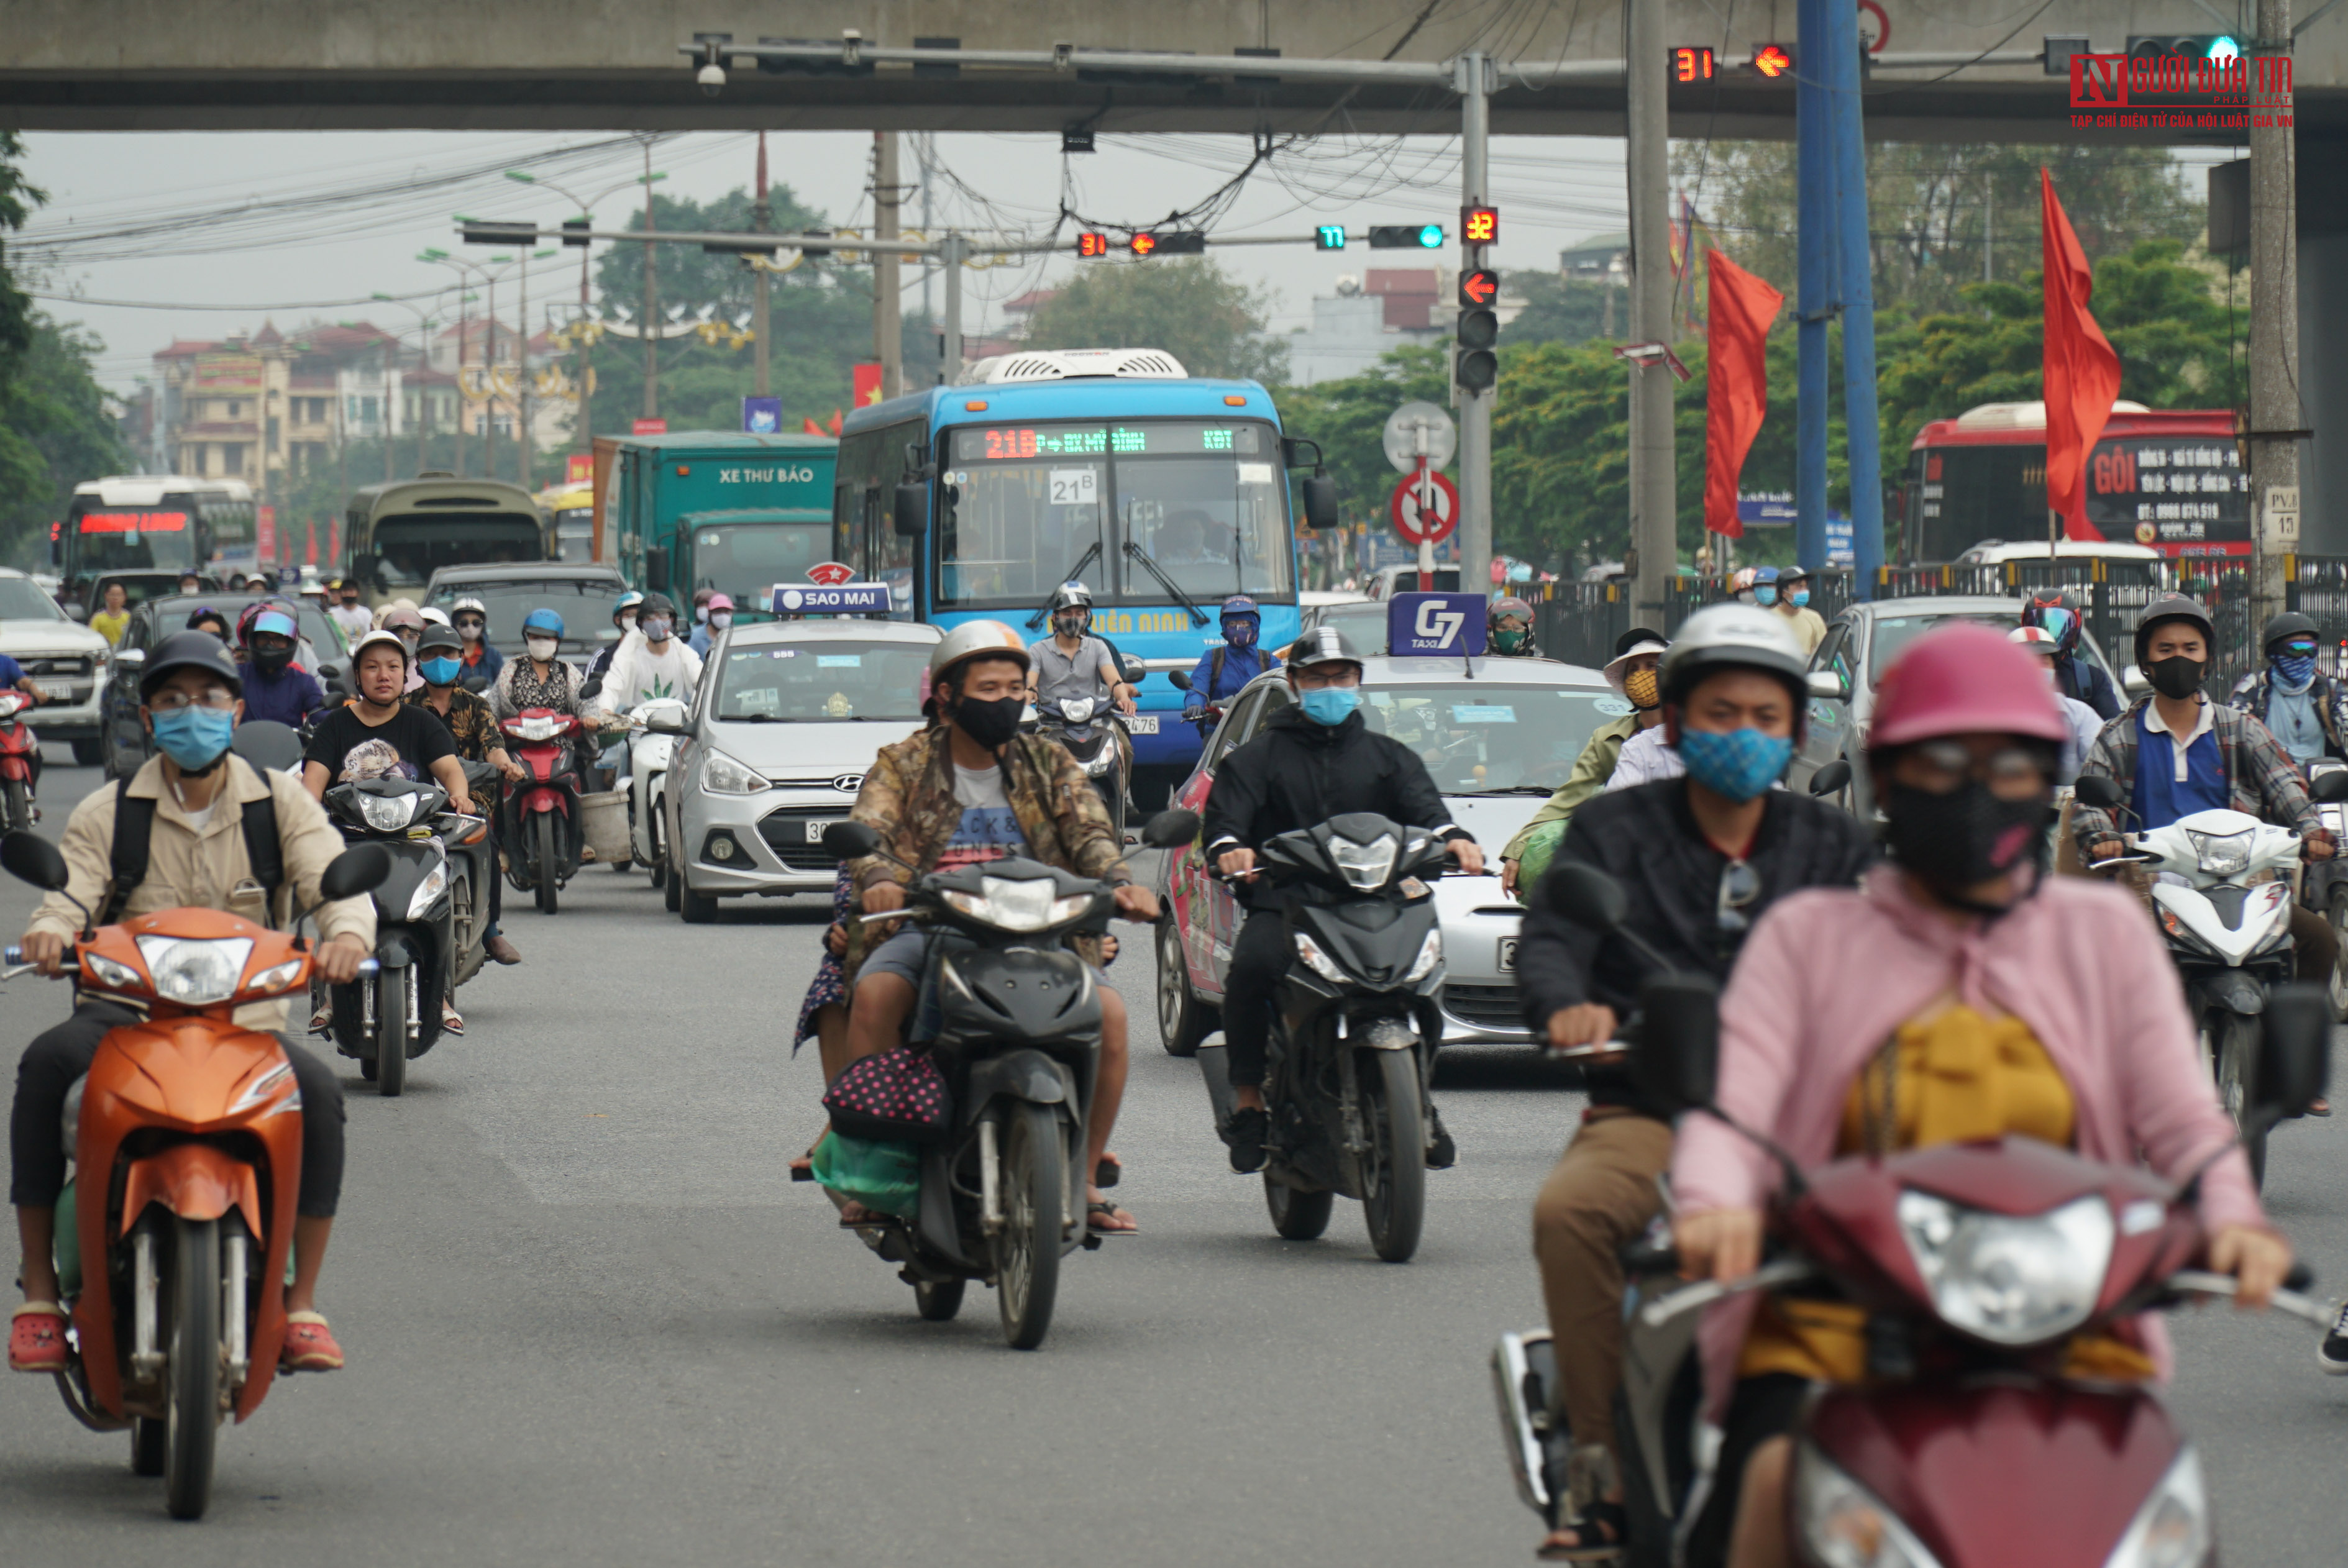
[1391,469,1460,545]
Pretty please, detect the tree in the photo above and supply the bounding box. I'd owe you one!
[1502,273,1621,349]
[1020,259,1288,383]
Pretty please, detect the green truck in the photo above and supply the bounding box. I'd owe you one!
[593,431,839,617]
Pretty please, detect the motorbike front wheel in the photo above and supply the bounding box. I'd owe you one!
[375,969,408,1098]
[2216,1012,2267,1190]
[534,811,559,914]
[1358,1049,1428,1263]
[2,777,28,834]
[164,1216,221,1520]
[993,1103,1066,1350]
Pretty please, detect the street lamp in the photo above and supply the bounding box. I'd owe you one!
[507,166,666,443]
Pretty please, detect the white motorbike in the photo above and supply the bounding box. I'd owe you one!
[622,698,689,887]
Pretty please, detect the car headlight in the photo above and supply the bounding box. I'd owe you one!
[85,951,144,992]
[406,861,449,919]
[1897,1190,2113,1345]
[2103,1447,2211,1568]
[1294,931,1351,983]
[133,936,254,1008]
[1794,1443,1945,1568]
[244,957,304,996]
[1402,928,1443,982]
[1328,831,1398,891]
[357,792,419,832]
[2186,828,2252,877]
[939,874,1090,932]
[700,749,769,795]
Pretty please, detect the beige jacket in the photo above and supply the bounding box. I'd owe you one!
[29,755,377,1031]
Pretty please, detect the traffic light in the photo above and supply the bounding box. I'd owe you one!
[2122,35,2243,103]
[1751,43,1794,78]
[1127,231,1207,257]
[2127,34,2242,63]
[1077,232,1111,258]
[1128,232,1158,258]
[1459,268,1500,308]
[1455,301,1498,393]
[1461,205,1499,247]
[460,221,539,247]
[562,217,590,248]
[1368,224,1445,250]
[1315,224,1347,251]
[1670,46,1715,82]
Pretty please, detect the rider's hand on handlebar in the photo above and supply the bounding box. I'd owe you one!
[2306,828,2337,862]
[862,881,907,916]
[1217,846,1258,881]
[1546,1003,1618,1053]
[1674,1207,1763,1283]
[21,930,67,978]
[2090,840,2124,862]
[1112,883,1159,923]
[447,790,474,818]
[317,934,372,985]
[1448,838,1487,876]
[2211,1224,2293,1310]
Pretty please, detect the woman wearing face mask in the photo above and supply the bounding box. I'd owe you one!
[1669,622,2290,1568]
[1499,628,1668,898]
[491,608,585,724]
[688,593,735,657]
[411,624,525,973]
[236,608,328,729]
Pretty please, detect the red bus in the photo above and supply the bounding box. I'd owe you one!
[1903,403,2247,562]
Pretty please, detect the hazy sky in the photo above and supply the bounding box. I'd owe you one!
[16,127,1635,393]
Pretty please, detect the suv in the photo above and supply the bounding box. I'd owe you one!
[0,568,111,765]
[423,562,631,665]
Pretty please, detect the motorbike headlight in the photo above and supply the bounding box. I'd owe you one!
[1294,931,1351,983]
[1794,1443,1946,1568]
[1061,696,1097,724]
[358,792,419,832]
[406,861,449,919]
[2103,1447,2211,1568]
[2186,828,2252,877]
[938,874,1087,932]
[1402,928,1443,982]
[700,749,769,795]
[1328,831,1398,891]
[85,952,144,992]
[1896,1190,2113,1345]
[244,957,304,996]
[508,715,557,742]
[133,936,254,1008]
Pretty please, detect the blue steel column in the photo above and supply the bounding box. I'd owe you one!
[1794,0,1834,578]
[1826,0,1885,597]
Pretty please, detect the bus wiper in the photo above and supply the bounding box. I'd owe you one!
[1122,542,1213,627]
[1026,539,1103,629]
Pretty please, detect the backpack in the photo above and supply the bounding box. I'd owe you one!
[101,760,286,926]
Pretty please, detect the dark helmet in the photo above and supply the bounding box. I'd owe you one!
[139,630,244,703]
[1287,625,1364,671]
[2133,593,2216,668]
[2263,611,2320,655]
[1048,581,1095,614]
[2021,589,2084,657]
[416,623,465,658]
[638,592,677,620]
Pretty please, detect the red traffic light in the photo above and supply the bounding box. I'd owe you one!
[1076,232,1110,258]
[1459,268,1500,308]
[1752,43,1794,78]
[1129,232,1159,257]
[1671,46,1715,82]
[1462,205,1499,245]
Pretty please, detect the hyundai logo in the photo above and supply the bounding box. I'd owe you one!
[831,773,865,793]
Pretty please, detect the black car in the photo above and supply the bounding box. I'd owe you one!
[98,595,354,780]
[423,562,631,665]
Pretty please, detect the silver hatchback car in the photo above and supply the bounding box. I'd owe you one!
[659,619,940,922]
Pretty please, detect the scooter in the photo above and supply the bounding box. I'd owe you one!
[1491,867,2340,1567]
[500,706,590,914]
[1031,694,1126,842]
[813,814,1181,1349]
[319,776,476,1096]
[1195,812,1453,1262]
[0,688,40,832]
[0,829,386,1520]
[624,697,688,889]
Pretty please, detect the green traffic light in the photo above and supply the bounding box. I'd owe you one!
[1416,224,1444,248]
[1315,224,1346,251]
[2206,34,2239,59]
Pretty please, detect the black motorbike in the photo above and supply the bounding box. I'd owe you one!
[1197,812,1452,1262]
[816,814,1182,1349]
[1030,695,1127,842]
[319,777,477,1096]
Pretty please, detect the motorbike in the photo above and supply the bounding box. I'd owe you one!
[1193,812,1453,1262]
[1031,694,1128,842]
[0,829,386,1520]
[1491,866,2338,1568]
[2305,757,2348,1021]
[319,776,480,1096]
[623,697,688,888]
[0,687,40,832]
[813,813,1181,1349]
[2075,771,2348,1188]
[1164,670,1225,741]
[499,705,590,914]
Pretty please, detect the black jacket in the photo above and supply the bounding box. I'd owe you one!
[2059,653,2121,722]
[1517,781,1876,1106]
[1203,706,1469,903]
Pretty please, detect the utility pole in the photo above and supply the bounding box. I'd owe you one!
[2250,0,2300,631]
[917,136,935,332]
[454,291,468,478]
[940,234,966,381]
[753,132,772,399]
[642,137,660,421]
[1827,0,1885,596]
[1456,51,1494,598]
[1794,0,1833,578]
[1625,5,1676,618]
[517,252,534,490]
[875,131,904,401]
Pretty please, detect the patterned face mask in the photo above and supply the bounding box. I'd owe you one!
[1622,668,1661,710]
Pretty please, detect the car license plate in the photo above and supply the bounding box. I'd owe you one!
[805,819,837,843]
[34,680,73,700]
[1497,937,1517,973]
[1126,714,1158,735]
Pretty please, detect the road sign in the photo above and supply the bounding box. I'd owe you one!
[1460,268,1500,308]
[806,561,857,586]
[1387,591,1489,657]
[1382,402,1458,473]
[1462,205,1499,245]
[742,395,781,434]
[772,583,890,616]
[1752,43,1794,77]
[1391,470,1460,545]
[633,417,667,435]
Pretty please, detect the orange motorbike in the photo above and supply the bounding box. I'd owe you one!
[0,831,386,1520]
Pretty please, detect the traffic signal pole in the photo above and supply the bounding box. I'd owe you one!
[1458,50,1494,599]
[1828,0,1885,597]
[2249,0,2299,632]
[1794,0,1834,581]
[1627,0,1678,621]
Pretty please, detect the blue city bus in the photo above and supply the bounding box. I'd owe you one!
[834,368,1330,796]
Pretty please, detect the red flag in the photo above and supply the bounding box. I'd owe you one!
[1702,252,1784,539]
[852,362,884,407]
[803,416,825,435]
[826,408,843,435]
[2040,168,2121,542]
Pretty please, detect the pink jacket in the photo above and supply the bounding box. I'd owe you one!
[1671,865,2266,1416]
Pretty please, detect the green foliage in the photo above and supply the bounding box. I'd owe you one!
[1270,346,1450,531]
[1020,260,1289,384]
[0,130,42,367]
[1502,273,1624,349]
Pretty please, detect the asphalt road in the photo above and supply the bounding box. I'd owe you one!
[2,756,2346,1563]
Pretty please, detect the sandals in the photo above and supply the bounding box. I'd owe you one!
[279,1311,344,1372]
[1536,1500,1627,1563]
[1085,1200,1139,1235]
[440,999,465,1036]
[790,1133,826,1183]
[9,1302,70,1374]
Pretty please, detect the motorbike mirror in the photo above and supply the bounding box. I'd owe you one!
[1630,975,1720,1115]
[644,711,685,734]
[317,843,392,903]
[822,820,882,860]
[2313,770,2348,804]
[1544,862,1628,934]
[1167,670,1192,693]
[1808,759,1852,798]
[1141,808,1201,849]
[2072,775,2124,810]
[2258,982,2331,1123]
[578,676,603,701]
[0,829,69,891]
[2122,664,2153,700]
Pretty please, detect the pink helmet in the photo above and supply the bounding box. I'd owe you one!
[1869,622,2070,751]
[708,592,735,612]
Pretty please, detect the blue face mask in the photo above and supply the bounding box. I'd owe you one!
[1788,590,1810,608]
[1676,726,1793,804]
[1224,617,1258,649]
[149,706,235,772]
[420,655,463,686]
[1299,686,1361,727]
[1754,585,1778,608]
[2274,649,2318,687]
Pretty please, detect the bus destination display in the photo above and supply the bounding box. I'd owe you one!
[77,511,188,533]
[954,422,1261,463]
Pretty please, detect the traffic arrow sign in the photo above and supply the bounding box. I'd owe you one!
[1391,469,1460,545]
[1752,43,1794,77]
[1460,268,1501,308]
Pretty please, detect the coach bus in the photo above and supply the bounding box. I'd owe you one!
[343,475,550,606]
[833,347,1335,797]
[1903,401,2247,562]
[60,476,258,604]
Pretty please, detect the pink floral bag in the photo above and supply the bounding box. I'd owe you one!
[821,1045,954,1144]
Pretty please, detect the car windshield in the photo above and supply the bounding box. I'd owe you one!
[1868,613,2027,680]
[684,518,831,612]
[1362,685,1626,794]
[0,578,64,621]
[712,640,931,722]
[425,577,627,644]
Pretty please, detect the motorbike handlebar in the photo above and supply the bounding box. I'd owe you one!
[2163,1269,2335,1328]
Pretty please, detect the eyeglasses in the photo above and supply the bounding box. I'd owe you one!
[455,618,485,630]
[147,690,237,713]
[1717,857,1761,934]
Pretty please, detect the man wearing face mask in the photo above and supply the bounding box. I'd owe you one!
[595,591,703,719]
[237,608,327,729]
[448,596,505,694]
[585,591,642,690]
[2229,612,2348,768]
[1181,595,1280,718]
[1202,626,1486,1175]
[1513,603,1874,1560]
[410,624,524,970]
[1499,629,1668,898]
[1771,564,1827,656]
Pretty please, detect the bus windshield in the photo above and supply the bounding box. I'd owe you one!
[712,640,930,722]
[686,517,831,610]
[937,419,1291,611]
[367,514,544,591]
[70,508,200,575]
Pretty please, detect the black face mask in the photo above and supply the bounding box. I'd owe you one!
[1884,781,2050,897]
[252,644,293,675]
[951,693,1024,750]
[2147,655,2206,701]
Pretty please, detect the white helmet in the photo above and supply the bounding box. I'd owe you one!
[1660,603,1809,708]
[418,606,452,628]
[452,595,488,629]
[930,620,1032,687]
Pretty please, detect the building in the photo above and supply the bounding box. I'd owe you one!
[149,319,404,491]
[1279,267,1455,386]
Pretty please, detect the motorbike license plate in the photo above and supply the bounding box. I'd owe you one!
[1126,714,1158,735]
[1497,937,1518,973]
[33,680,73,700]
[805,819,837,843]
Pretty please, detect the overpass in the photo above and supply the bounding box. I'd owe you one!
[2,1,2345,139]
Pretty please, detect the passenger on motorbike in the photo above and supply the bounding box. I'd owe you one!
[450,596,505,690]
[841,622,1156,1232]
[1670,622,2286,1568]
[9,634,375,1375]
[1180,594,1281,718]
[2007,624,2101,783]
[584,591,642,688]
[2022,587,2121,720]
[1499,629,1668,898]
[1202,625,1486,1174]
[237,607,327,730]
[2230,611,2348,768]
[1515,603,1873,1561]
[410,623,524,971]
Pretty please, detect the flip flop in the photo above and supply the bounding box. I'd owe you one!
[790,1134,827,1182]
[1086,1200,1138,1235]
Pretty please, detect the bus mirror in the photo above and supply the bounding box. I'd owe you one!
[893,481,928,538]
[1302,475,1340,532]
[645,547,671,593]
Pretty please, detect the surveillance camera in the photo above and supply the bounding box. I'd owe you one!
[698,62,726,94]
